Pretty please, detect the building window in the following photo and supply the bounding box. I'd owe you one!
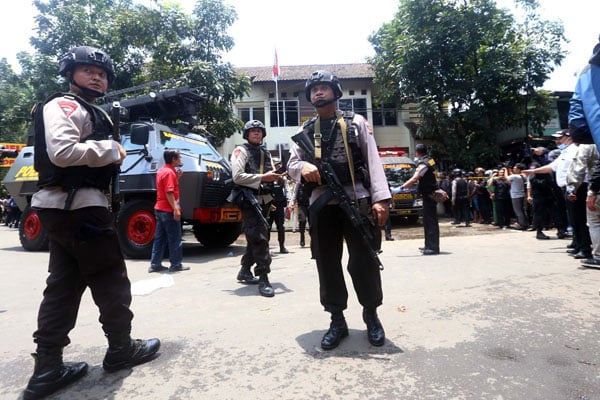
[338,98,367,119]
[270,100,299,127]
[238,106,265,124]
[372,102,398,126]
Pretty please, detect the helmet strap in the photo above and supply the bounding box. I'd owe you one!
[70,76,105,98]
[312,98,337,108]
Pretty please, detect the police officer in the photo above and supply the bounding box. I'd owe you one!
[295,181,310,247]
[230,120,283,297]
[398,144,440,255]
[451,168,470,226]
[288,70,391,350]
[24,46,160,400]
[267,158,289,253]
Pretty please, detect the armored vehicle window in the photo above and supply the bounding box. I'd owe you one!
[160,131,221,161]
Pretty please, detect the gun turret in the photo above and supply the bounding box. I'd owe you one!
[100,83,208,124]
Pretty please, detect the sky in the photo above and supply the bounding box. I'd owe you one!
[0,0,597,92]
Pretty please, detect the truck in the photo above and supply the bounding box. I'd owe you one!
[2,83,242,259]
[379,151,423,223]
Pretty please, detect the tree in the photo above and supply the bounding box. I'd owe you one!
[0,59,34,143]
[368,0,566,168]
[0,0,250,146]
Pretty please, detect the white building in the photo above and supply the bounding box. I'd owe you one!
[222,63,417,160]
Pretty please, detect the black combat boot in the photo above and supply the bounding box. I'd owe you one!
[257,274,275,297]
[237,265,259,284]
[363,308,385,346]
[278,232,288,253]
[536,229,550,240]
[299,221,306,247]
[23,347,88,400]
[103,334,160,372]
[321,312,348,350]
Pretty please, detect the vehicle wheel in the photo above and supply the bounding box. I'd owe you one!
[117,199,156,259]
[19,204,49,251]
[193,222,242,248]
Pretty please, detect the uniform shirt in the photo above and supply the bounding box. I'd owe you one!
[154,163,180,212]
[566,144,598,192]
[550,143,578,188]
[287,112,390,205]
[31,93,121,210]
[230,143,274,203]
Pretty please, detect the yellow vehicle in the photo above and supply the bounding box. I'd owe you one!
[379,151,423,223]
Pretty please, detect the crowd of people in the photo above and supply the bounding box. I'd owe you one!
[427,126,598,268]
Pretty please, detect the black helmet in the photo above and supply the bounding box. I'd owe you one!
[453,168,463,177]
[59,46,115,83]
[243,120,266,140]
[305,70,343,102]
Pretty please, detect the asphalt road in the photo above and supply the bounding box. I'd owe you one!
[0,221,599,400]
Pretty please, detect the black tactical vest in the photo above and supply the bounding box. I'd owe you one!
[242,143,274,174]
[33,92,118,191]
[417,156,437,196]
[301,111,367,186]
[455,177,468,199]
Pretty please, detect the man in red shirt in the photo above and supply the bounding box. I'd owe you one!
[149,149,189,272]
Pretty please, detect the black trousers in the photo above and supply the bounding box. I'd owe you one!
[268,201,286,245]
[531,194,564,232]
[34,207,133,348]
[240,202,272,275]
[311,204,383,314]
[422,195,440,252]
[453,198,470,224]
[494,197,512,227]
[567,183,592,252]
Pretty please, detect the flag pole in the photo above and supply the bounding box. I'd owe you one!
[275,79,281,160]
[273,49,282,160]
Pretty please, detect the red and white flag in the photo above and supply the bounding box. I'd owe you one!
[272,49,280,81]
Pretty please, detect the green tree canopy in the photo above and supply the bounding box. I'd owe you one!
[1,0,250,145]
[369,0,565,168]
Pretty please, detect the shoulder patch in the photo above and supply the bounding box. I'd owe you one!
[428,159,436,167]
[57,100,79,118]
[233,148,241,157]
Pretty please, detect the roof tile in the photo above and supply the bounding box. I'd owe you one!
[235,63,374,82]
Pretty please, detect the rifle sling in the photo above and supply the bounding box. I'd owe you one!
[308,187,334,218]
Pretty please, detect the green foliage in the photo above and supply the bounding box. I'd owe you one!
[369,0,566,168]
[0,0,250,146]
[0,59,33,143]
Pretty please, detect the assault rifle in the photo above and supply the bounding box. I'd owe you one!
[291,131,384,270]
[227,186,269,230]
[110,101,122,213]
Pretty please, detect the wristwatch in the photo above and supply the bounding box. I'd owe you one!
[587,190,597,196]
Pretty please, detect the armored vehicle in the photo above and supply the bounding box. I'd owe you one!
[379,151,423,223]
[2,83,242,259]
